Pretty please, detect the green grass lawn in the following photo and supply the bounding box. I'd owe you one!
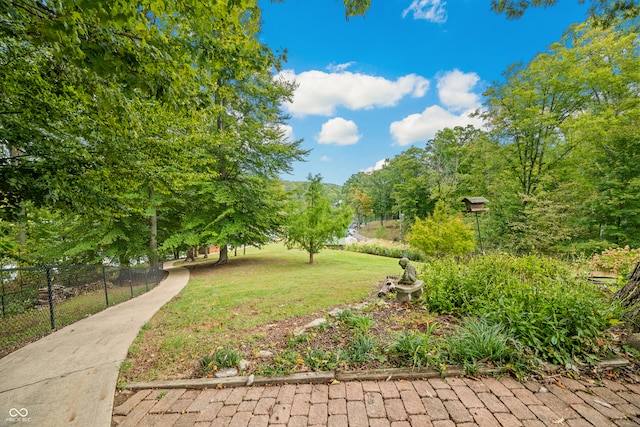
[123,243,400,381]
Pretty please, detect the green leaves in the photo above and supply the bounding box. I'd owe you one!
[406,201,476,257]
[422,253,623,366]
[282,174,352,263]
[1,0,309,265]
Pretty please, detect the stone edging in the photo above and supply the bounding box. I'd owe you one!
[123,357,630,391]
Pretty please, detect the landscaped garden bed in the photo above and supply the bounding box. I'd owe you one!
[117,244,639,388]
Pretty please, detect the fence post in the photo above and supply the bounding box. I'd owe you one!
[144,268,149,292]
[46,267,55,330]
[103,266,109,307]
[1,270,5,317]
[128,267,133,298]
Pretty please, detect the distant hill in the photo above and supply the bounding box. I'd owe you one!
[281,180,343,206]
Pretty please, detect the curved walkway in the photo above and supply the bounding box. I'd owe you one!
[0,262,190,427]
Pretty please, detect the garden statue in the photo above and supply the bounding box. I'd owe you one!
[398,257,417,285]
[395,257,424,303]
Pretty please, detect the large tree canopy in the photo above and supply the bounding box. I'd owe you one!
[1,0,307,265]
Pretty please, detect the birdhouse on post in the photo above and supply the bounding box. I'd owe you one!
[461,197,489,254]
[461,197,489,213]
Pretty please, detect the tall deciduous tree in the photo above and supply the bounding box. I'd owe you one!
[385,147,433,226]
[1,0,308,266]
[282,174,351,264]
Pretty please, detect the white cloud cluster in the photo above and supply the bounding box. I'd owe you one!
[316,117,361,146]
[402,0,448,23]
[390,69,483,146]
[278,69,429,117]
[327,62,355,72]
[437,69,481,112]
[361,159,389,174]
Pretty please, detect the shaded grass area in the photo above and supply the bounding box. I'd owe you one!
[1,283,153,357]
[122,244,399,382]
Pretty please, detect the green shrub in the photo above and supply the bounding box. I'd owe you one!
[345,240,427,262]
[483,286,621,367]
[423,253,624,367]
[406,201,475,257]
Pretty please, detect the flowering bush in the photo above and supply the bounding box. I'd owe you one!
[588,246,640,281]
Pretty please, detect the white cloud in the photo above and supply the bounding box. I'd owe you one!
[437,69,481,112]
[278,69,429,117]
[320,155,331,162]
[390,106,484,146]
[279,124,294,142]
[328,62,355,72]
[389,69,484,146]
[361,159,389,174]
[316,117,361,146]
[402,0,447,23]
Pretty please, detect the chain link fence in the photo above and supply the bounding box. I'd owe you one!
[0,263,164,358]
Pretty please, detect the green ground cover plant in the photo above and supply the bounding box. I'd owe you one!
[422,254,627,369]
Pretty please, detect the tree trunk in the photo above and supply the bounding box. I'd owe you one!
[10,146,27,251]
[217,245,229,264]
[614,261,640,331]
[309,251,314,264]
[148,186,159,266]
[185,247,196,262]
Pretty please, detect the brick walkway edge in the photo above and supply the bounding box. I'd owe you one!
[112,373,640,426]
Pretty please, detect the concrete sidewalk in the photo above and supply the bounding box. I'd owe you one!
[0,262,190,427]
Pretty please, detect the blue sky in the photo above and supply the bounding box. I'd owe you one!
[258,0,591,185]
